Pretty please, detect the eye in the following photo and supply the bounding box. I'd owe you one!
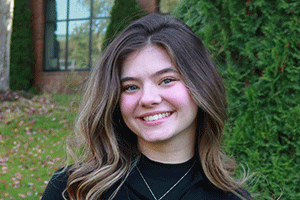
[123,85,139,92]
[161,78,176,85]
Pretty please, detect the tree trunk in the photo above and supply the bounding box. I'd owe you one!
[0,0,14,92]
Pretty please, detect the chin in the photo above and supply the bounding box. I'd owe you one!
[140,133,174,143]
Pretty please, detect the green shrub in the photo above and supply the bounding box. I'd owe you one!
[9,0,34,91]
[174,0,300,199]
[101,0,146,51]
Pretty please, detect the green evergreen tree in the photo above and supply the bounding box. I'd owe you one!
[101,0,146,51]
[9,0,34,91]
[174,0,300,199]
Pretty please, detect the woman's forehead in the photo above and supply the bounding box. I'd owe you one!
[120,45,176,78]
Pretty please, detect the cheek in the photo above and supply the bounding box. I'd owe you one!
[119,94,138,117]
[164,85,196,108]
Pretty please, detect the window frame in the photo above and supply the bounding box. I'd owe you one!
[43,0,111,71]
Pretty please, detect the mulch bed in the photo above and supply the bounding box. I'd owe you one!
[0,90,35,102]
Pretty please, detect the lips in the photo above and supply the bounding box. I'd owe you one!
[142,112,172,122]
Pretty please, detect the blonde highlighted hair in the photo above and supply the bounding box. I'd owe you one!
[66,13,250,200]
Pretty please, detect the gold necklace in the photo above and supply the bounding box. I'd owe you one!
[136,161,196,200]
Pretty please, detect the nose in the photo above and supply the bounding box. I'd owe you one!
[139,84,162,107]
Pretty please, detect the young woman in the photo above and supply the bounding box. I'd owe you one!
[42,13,251,200]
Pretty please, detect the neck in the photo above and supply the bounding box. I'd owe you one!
[138,134,196,164]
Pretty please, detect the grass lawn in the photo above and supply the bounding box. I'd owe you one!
[0,94,82,199]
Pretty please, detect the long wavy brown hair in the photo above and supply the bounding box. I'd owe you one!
[66,13,249,200]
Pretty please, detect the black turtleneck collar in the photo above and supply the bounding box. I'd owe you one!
[137,154,199,181]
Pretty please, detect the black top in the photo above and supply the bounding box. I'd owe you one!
[42,155,250,200]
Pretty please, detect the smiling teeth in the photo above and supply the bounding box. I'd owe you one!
[143,112,171,122]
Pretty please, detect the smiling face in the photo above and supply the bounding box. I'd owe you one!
[119,45,198,149]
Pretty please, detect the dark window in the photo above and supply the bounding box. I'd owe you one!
[44,0,114,71]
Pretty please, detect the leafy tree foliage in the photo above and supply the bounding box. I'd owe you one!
[160,0,181,13]
[9,0,34,91]
[101,0,146,51]
[173,0,300,199]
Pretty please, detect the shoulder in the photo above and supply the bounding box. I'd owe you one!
[193,161,252,200]
[236,188,252,200]
[41,167,70,200]
[197,182,251,200]
[191,182,251,200]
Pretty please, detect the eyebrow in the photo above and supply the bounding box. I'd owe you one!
[154,68,179,76]
[120,67,179,84]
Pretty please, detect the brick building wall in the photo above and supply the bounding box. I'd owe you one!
[29,0,158,94]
